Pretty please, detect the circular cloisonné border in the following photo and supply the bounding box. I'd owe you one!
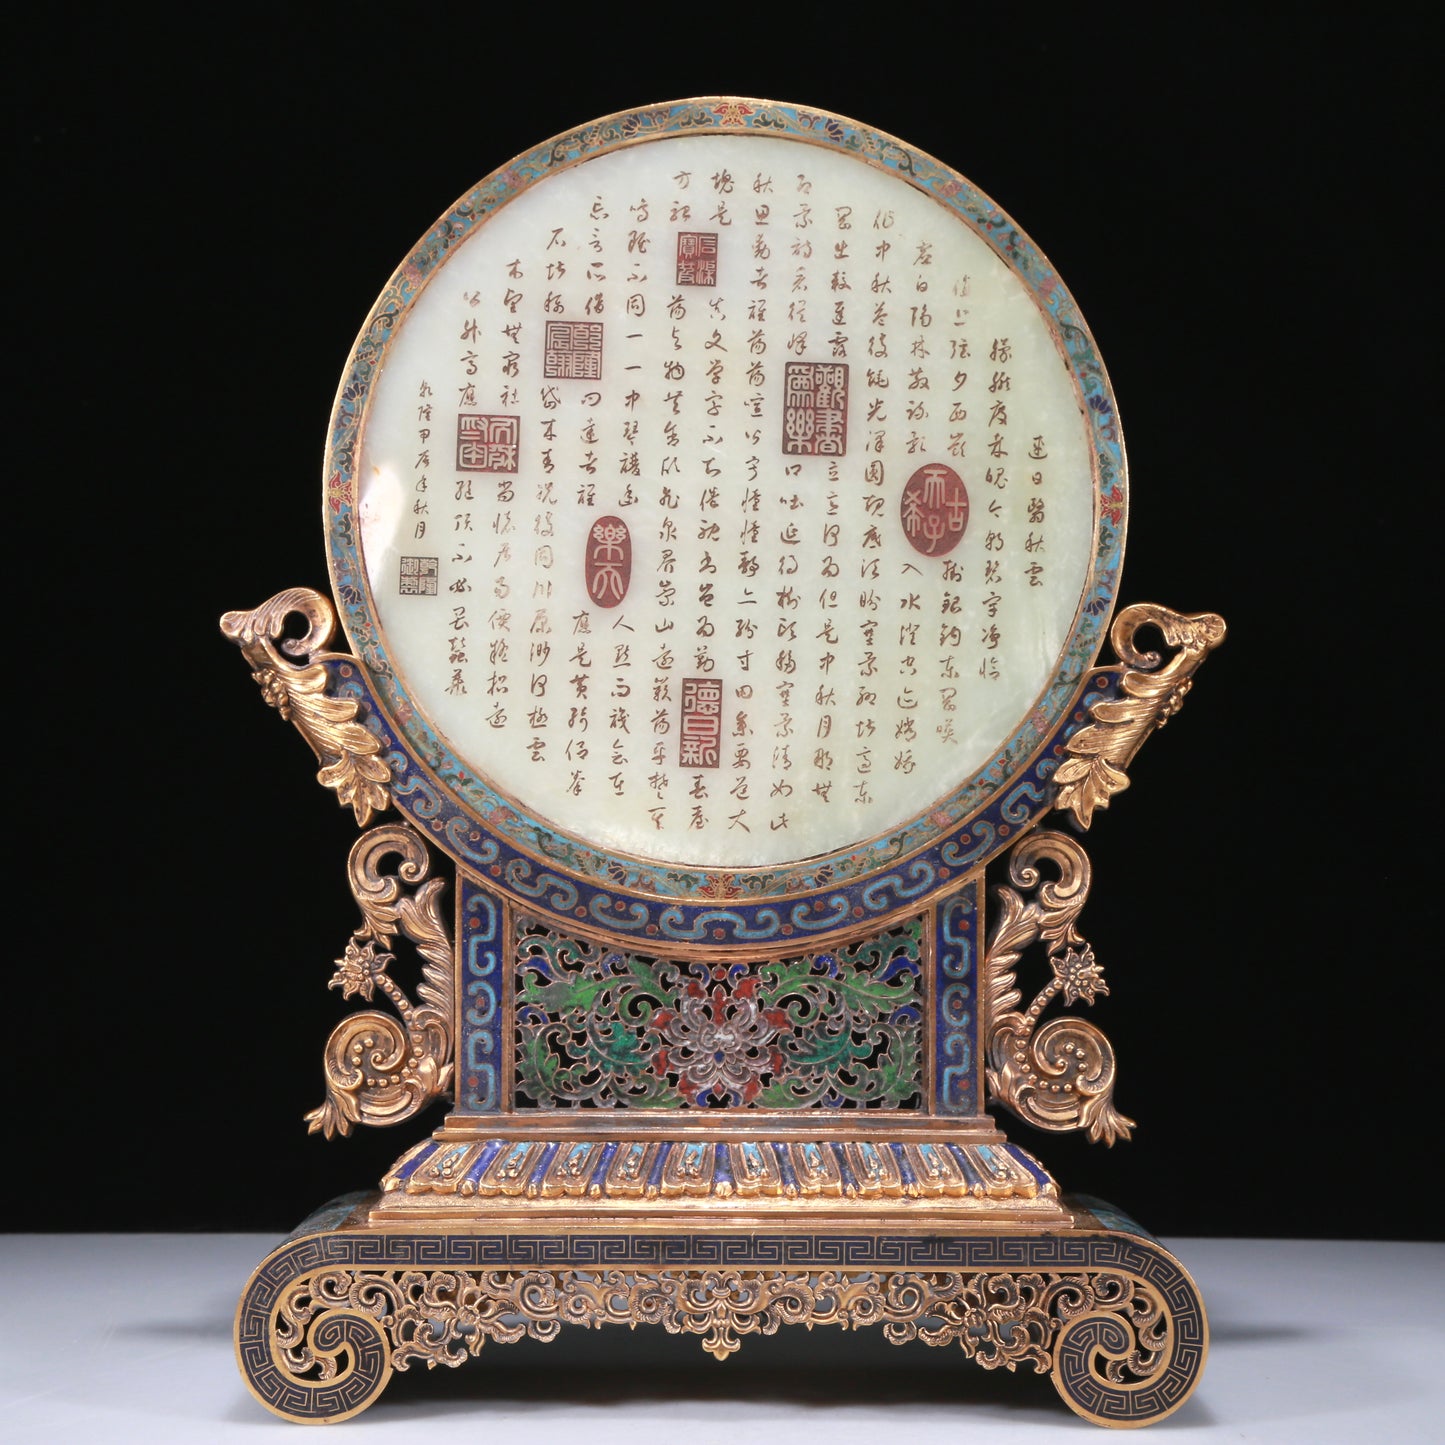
[324,99,1125,902]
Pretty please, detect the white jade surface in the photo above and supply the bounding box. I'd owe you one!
[354,134,1096,869]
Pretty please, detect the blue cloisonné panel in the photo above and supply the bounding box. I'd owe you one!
[459,877,504,1112]
[934,876,981,1115]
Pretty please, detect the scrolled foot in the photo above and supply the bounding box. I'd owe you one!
[1049,1267,1207,1428]
[236,1278,393,1423]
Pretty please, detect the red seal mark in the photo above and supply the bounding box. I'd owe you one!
[543,320,604,380]
[680,677,724,768]
[782,362,849,457]
[585,516,631,607]
[901,463,969,557]
[456,414,519,473]
[676,232,718,287]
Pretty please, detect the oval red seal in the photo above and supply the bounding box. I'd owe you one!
[900,463,969,557]
[584,515,631,606]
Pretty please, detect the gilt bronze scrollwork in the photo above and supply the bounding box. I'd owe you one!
[1056,605,1226,830]
[221,588,390,826]
[306,824,454,1137]
[984,830,1132,1144]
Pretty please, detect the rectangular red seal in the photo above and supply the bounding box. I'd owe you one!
[679,677,724,768]
[676,232,719,286]
[782,362,848,456]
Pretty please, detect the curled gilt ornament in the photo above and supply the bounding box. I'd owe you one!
[306,825,454,1137]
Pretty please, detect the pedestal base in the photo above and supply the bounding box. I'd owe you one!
[235,1192,1207,1427]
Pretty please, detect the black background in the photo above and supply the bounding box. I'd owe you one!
[12,13,1432,1239]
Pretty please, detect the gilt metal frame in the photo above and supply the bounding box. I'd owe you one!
[223,97,1224,1427]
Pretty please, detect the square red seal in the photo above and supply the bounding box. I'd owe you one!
[398,556,438,595]
[543,321,604,379]
[676,232,718,287]
[456,414,520,472]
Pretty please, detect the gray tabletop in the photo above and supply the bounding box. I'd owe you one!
[1,1235,1440,1441]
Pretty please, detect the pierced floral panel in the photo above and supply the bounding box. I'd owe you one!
[513,915,924,1109]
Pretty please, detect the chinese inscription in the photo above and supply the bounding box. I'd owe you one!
[782,361,849,457]
[399,556,439,596]
[359,134,1093,868]
[585,516,631,606]
[456,414,520,472]
[676,231,718,287]
[544,320,605,380]
[680,677,724,768]
[901,463,969,556]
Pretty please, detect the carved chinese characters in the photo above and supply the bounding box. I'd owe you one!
[676,232,718,287]
[398,555,438,596]
[585,516,631,606]
[902,463,969,557]
[544,321,605,380]
[354,134,1096,868]
[457,414,519,472]
[680,677,723,769]
[783,362,849,456]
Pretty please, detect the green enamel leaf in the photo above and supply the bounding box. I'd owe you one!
[516,971,609,1016]
[869,1025,923,1106]
[829,968,916,1016]
[621,1073,686,1108]
[579,1017,654,1072]
[516,1030,563,1105]
[757,1076,826,1108]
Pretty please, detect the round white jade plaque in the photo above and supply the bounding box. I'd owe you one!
[333,111,1116,873]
